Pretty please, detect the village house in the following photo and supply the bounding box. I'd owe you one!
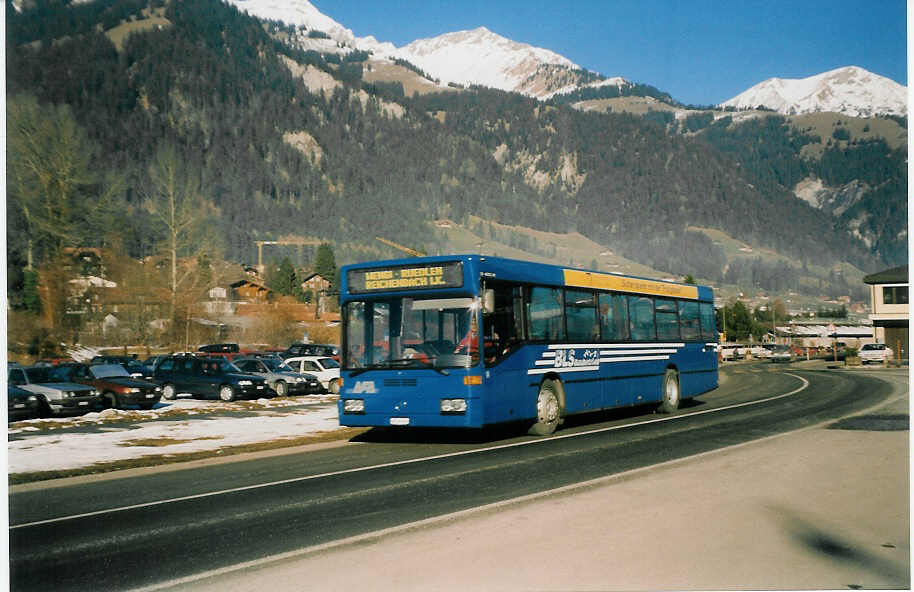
[300,272,332,293]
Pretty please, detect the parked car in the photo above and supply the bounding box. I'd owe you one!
[281,343,339,360]
[141,355,170,372]
[768,344,794,363]
[58,363,162,410]
[232,357,322,396]
[90,355,156,381]
[283,355,341,394]
[8,366,104,417]
[152,356,273,402]
[8,385,41,421]
[751,344,772,359]
[858,343,894,365]
[198,343,240,353]
[33,357,75,367]
[719,344,741,361]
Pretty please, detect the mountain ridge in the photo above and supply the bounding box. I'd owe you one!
[719,66,907,117]
[226,0,907,116]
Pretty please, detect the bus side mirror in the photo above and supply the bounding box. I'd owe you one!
[483,289,495,314]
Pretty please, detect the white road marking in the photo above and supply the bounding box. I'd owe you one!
[11,373,809,531]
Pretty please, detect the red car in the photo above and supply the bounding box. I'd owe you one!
[58,363,162,410]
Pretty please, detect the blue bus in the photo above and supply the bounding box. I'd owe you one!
[338,255,718,435]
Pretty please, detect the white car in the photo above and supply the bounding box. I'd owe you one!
[750,345,771,359]
[719,344,744,361]
[283,356,341,394]
[858,343,894,365]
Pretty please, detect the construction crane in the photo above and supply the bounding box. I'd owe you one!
[255,239,322,274]
[376,236,426,257]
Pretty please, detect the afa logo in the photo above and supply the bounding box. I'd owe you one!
[351,381,377,394]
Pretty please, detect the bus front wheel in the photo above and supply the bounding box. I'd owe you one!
[657,368,680,413]
[529,380,562,436]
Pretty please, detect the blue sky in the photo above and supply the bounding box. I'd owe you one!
[314,0,907,106]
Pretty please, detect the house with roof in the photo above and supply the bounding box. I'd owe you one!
[230,278,271,302]
[300,272,332,293]
[863,265,908,361]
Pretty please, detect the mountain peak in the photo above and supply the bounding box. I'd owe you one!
[400,27,580,94]
[720,65,907,117]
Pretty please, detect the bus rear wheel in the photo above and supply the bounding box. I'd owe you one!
[529,379,562,436]
[657,368,680,413]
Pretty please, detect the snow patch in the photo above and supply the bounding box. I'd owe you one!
[8,397,341,473]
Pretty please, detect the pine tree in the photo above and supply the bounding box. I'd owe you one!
[314,243,338,289]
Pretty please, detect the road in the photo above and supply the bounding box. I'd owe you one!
[8,363,901,591]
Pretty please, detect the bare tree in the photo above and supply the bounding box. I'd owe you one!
[145,144,206,315]
[7,94,93,266]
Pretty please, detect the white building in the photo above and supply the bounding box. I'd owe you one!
[863,265,908,361]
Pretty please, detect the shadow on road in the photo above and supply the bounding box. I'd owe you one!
[350,397,710,445]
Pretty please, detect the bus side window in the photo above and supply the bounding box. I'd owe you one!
[565,289,597,341]
[679,300,701,341]
[655,298,680,341]
[699,302,716,341]
[527,286,565,341]
[599,293,629,341]
[628,295,656,341]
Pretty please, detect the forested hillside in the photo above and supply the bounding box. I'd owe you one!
[6,0,905,310]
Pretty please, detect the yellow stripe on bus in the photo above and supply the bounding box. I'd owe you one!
[563,269,699,300]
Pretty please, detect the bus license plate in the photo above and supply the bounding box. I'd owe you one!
[79,401,88,406]
[390,417,410,426]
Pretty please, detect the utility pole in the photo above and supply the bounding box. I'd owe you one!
[768,298,778,343]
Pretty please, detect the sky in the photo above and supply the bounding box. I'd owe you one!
[313,0,907,106]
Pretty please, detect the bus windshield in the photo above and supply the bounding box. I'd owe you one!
[344,297,478,370]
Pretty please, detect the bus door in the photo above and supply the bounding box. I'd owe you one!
[481,284,528,424]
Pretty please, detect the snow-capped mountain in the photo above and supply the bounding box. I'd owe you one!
[719,66,907,117]
[401,27,578,97]
[227,0,353,43]
[224,0,625,99]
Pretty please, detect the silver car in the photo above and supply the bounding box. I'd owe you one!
[8,366,104,416]
[767,344,794,363]
[232,357,322,396]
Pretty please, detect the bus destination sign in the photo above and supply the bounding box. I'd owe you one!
[348,261,464,294]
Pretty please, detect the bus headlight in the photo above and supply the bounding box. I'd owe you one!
[343,399,365,414]
[440,398,467,414]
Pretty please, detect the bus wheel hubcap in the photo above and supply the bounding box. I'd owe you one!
[539,391,558,423]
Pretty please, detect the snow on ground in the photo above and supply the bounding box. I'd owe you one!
[7,396,343,474]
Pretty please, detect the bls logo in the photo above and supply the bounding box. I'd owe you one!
[553,348,599,369]
[351,381,377,394]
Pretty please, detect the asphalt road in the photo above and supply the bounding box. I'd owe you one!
[8,363,896,591]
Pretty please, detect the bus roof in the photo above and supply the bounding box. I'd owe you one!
[341,254,714,302]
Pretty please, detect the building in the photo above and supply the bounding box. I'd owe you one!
[300,273,331,293]
[229,278,271,302]
[863,265,908,361]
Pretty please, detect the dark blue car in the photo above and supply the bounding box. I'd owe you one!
[152,356,273,402]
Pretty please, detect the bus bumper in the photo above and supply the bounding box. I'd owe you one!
[338,397,483,428]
